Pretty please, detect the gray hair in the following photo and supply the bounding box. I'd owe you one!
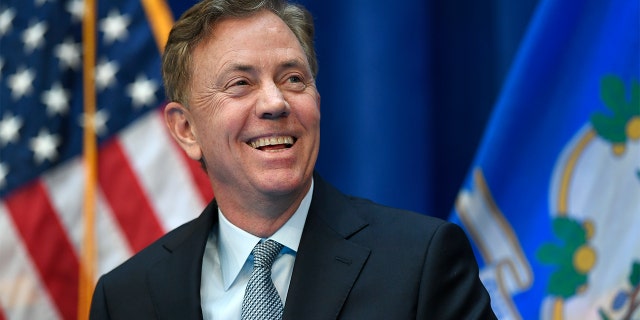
[161,0,317,106]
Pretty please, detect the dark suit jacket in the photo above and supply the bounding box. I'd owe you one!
[90,173,496,319]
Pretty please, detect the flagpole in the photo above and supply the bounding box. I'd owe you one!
[75,1,173,317]
[140,0,174,53]
[79,0,98,318]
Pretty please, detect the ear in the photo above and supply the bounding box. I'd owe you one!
[164,102,203,161]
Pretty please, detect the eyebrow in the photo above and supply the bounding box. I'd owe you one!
[277,59,308,73]
[222,63,255,74]
[213,63,257,86]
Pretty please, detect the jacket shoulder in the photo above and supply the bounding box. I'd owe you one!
[98,200,216,286]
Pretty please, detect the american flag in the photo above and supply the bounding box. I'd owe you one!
[0,0,212,319]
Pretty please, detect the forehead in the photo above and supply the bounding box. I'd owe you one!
[193,10,306,68]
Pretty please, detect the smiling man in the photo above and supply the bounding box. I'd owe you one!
[165,9,320,239]
[89,0,496,319]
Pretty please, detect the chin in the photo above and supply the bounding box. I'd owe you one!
[256,170,311,196]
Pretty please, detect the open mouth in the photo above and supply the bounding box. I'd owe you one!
[248,136,296,151]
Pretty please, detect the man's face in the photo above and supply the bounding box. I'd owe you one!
[178,10,320,200]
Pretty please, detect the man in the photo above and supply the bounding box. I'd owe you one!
[90,0,496,319]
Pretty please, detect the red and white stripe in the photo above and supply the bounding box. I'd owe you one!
[0,109,213,320]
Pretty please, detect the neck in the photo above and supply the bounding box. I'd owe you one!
[215,181,311,238]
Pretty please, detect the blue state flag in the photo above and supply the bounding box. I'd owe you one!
[449,0,640,319]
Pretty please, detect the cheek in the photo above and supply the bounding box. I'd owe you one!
[288,92,321,123]
[298,102,321,128]
[190,97,231,135]
[188,110,220,149]
[194,107,247,149]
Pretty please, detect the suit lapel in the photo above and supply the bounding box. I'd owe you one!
[141,174,368,319]
[146,201,218,320]
[284,174,370,319]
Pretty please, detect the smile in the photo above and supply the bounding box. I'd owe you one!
[248,136,296,151]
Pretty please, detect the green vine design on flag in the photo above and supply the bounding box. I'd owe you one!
[598,261,640,320]
[536,216,595,298]
[590,75,640,156]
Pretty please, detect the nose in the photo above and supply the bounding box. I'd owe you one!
[256,82,290,119]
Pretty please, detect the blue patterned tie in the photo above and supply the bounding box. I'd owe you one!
[241,240,284,320]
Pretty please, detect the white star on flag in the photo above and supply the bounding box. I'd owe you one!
[7,67,36,100]
[127,74,158,108]
[42,83,71,116]
[54,38,82,70]
[96,59,119,91]
[29,128,61,164]
[79,109,110,136]
[0,8,16,36]
[22,20,47,52]
[100,9,130,44]
[66,0,85,23]
[0,112,23,146]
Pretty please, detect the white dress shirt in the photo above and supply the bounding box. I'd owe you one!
[200,181,313,320]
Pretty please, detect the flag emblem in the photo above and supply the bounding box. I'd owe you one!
[537,75,640,319]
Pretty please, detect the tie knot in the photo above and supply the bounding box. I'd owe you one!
[252,240,283,269]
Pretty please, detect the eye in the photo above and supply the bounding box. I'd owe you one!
[224,75,251,88]
[288,75,302,83]
[231,79,249,86]
[282,74,306,91]
[224,77,252,96]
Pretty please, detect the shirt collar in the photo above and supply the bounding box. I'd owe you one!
[217,179,313,290]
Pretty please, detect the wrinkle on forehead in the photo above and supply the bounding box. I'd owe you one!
[187,10,312,106]
[205,10,290,44]
[207,11,301,50]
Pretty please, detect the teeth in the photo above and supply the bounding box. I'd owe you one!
[249,136,294,149]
